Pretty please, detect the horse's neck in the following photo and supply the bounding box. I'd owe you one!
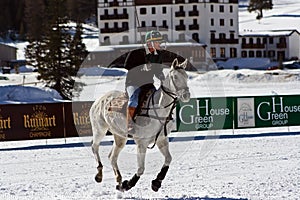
[153,77,175,112]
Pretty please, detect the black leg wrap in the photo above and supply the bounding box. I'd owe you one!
[118,174,140,191]
[156,166,169,180]
[151,166,169,192]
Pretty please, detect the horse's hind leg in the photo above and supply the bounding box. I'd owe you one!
[152,137,172,192]
[108,134,127,188]
[91,118,108,183]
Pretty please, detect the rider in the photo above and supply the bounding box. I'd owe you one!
[124,30,166,134]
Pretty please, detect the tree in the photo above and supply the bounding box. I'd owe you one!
[25,0,87,100]
[248,0,273,20]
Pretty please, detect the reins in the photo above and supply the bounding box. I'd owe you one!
[147,84,178,149]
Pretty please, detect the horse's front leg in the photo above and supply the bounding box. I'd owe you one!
[117,143,146,191]
[152,137,172,192]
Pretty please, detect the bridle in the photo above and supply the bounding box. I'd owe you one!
[147,66,190,149]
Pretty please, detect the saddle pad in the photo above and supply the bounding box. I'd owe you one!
[108,93,128,113]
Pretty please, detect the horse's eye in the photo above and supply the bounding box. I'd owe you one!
[173,75,178,80]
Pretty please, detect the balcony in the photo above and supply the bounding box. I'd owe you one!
[175,0,185,3]
[189,10,199,17]
[100,27,129,34]
[276,43,287,48]
[175,25,186,31]
[109,0,119,7]
[211,38,239,44]
[242,43,265,49]
[189,24,199,30]
[175,11,185,17]
[135,0,172,5]
[189,0,198,3]
[210,0,218,3]
[229,0,238,3]
[100,13,129,20]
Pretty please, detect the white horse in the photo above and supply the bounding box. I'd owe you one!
[90,58,190,192]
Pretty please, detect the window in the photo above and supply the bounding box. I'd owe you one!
[211,19,214,26]
[141,21,146,27]
[162,20,167,28]
[122,22,128,29]
[242,38,246,44]
[241,51,247,58]
[256,51,262,57]
[211,32,215,39]
[268,50,275,57]
[269,37,274,44]
[114,22,118,29]
[257,38,261,44]
[140,8,146,15]
[104,23,109,29]
[104,9,108,15]
[219,33,226,39]
[152,7,156,14]
[249,51,254,57]
[230,33,234,39]
[230,48,237,58]
[220,19,225,26]
[162,7,167,14]
[210,5,214,12]
[152,21,156,27]
[210,47,216,58]
[114,9,118,15]
[230,19,233,26]
[220,47,226,58]
[279,37,286,44]
[263,38,267,44]
[219,5,224,12]
[249,38,253,44]
[230,5,233,13]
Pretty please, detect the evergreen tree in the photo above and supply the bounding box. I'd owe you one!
[25,0,87,100]
[67,23,88,98]
[248,0,273,20]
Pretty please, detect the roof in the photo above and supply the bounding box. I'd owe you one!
[239,29,300,37]
[0,42,18,49]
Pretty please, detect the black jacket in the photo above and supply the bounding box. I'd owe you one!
[124,48,165,88]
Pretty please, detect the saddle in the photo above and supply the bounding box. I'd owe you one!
[108,84,156,120]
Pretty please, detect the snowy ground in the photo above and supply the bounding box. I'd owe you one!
[1,134,299,200]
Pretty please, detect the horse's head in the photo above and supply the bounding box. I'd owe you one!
[165,58,190,102]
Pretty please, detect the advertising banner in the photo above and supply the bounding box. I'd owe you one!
[176,97,234,131]
[0,103,64,141]
[236,95,300,128]
[64,101,93,137]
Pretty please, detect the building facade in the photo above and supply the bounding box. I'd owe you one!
[239,30,300,61]
[97,0,300,63]
[97,0,239,61]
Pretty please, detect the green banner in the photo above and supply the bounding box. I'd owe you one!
[236,95,300,128]
[176,97,234,131]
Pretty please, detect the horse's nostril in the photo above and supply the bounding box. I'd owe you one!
[182,93,190,102]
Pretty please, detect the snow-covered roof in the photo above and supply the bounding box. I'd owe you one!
[239,29,300,37]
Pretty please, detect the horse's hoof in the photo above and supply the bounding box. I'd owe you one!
[151,179,161,192]
[95,175,102,183]
[121,180,130,191]
[116,184,124,192]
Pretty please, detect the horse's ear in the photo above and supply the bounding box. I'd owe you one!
[179,58,188,69]
[171,58,178,69]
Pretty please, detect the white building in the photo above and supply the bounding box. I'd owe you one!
[97,0,239,61]
[239,30,300,61]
